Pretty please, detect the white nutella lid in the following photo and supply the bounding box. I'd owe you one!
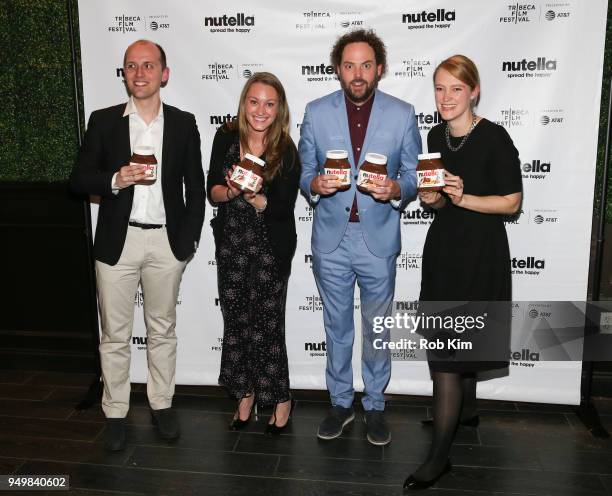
[134,145,155,156]
[364,152,387,165]
[326,150,349,159]
[418,152,441,160]
[244,153,266,167]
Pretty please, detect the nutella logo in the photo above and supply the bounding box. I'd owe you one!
[204,13,254,34]
[302,64,335,76]
[395,300,419,311]
[510,348,540,367]
[402,208,435,225]
[503,57,557,79]
[511,256,546,276]
[210,113,237,126]
[132,335,147,350]
[402,9,455,23]
[415,111,442,131]
[522,159,551,180]
[305,341,327,357]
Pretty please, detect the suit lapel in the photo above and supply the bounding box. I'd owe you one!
[117,105,131,166]
[333,91,356,169]
[362,90,384,159]
[161,104,173,188]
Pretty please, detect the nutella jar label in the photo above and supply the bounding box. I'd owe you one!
[131,145,157,183]
[357,153,387,192]
[417,168,445,188]
[229,153,265,193]
[324,150,351,190]
[416,152,445,191]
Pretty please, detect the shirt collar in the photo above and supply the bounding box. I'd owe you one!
[344,91,375,113]
[122,96,164,120]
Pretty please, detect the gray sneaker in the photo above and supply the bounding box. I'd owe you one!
[317,406,355,440]
[364,410,391,446]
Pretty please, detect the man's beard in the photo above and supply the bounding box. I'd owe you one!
[341,77,377,104]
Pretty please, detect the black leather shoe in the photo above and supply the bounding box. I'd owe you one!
[229,394,255,431]
[403,460,452,491]
[421,415,479,428]
[265,400,295,436]
[104,418,126,451]
[151,407,180,440]
[364,410,391,446]
[317,405,355,440]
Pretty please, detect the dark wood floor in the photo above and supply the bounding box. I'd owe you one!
[1,370,612,495]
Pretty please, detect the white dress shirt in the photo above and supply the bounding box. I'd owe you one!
[116,96,166,224]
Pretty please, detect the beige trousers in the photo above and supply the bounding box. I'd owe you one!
[96,226,186,418]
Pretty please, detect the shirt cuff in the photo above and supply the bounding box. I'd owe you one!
[310,193,320,204]
[390,198,401,209]
[111,172,120,195]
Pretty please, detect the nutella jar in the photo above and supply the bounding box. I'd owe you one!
[357,153,387,193]
[229,153,265,193]
[324,150,351,191]
[131,145,157,185]
[417,152,445,191]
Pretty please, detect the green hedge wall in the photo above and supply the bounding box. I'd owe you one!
[1,1,611,220]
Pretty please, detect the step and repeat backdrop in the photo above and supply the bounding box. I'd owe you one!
[78,0,608,404]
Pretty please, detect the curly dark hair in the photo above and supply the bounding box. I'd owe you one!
[330,29,387,77]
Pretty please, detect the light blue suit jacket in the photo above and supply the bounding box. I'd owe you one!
[299,89,421,257]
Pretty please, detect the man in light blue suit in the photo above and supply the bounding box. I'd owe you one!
[299,29,421,446]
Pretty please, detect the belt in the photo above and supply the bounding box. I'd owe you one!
[128,221,164,229]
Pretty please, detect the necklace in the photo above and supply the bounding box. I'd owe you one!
[445,115,477,152]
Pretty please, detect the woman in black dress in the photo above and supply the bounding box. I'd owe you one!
[404,55,522,490]
[207,72,300,435]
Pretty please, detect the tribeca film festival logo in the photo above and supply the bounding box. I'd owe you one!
[107,14,170,33]
[504,208,524,225]
[521,159,552,180]
[397,252,422,271]
[299,295,323,312]
[502,56,557,79]
[494,107,530,128]
[297,205,313,223]
[203,13,255,34]
[414,110,442,132]
[394,59,433,80]
[295,10,364,31]
[511,256,546,276]
[499,3,537,23]
[402,8,456,30]
[202,62,235,82]
[402,206,436,225]
[539,108,564,126]
[301,63,337,83]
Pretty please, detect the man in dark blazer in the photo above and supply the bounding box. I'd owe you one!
[71,40,205,451]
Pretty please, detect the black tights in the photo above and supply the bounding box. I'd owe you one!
[413,372,477,480]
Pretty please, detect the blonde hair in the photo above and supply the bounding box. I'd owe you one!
[434,55,481,106]
[231,72,292,181]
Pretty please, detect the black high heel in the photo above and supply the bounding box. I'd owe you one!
[403,460,452,491]
[265,399,295,436]
[229,394,255,431]
[421,415,479,428]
